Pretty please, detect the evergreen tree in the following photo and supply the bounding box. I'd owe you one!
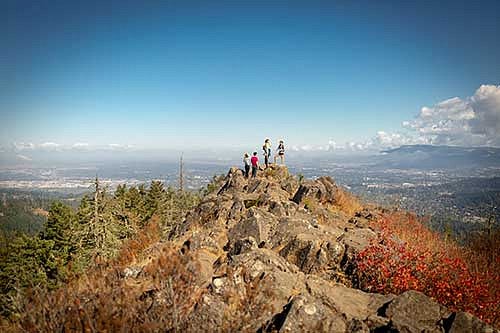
[145,180,165,222]
[41,201,76,256]
[77,178,120,262]
[0,235,56,315]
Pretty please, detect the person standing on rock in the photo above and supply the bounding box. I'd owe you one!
[274,140,285,165]
[243,153,251,178]
[251,152,259,178]
[262,138,271,168]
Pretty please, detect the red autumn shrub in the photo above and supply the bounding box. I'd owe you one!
[356,212,499,327]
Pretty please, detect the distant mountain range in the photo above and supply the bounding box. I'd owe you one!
[377,145,500,170]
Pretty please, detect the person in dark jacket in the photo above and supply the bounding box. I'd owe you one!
[262,138,271,168]
[243,153,251,178]
[274,140,285,165]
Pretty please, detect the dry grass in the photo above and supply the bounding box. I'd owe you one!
[221,267,276,331]
[2,218,206,333]
[331,188,363,217]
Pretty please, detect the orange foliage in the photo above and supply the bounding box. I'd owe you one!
[356,212,500,327]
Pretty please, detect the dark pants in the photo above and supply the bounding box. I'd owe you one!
[244,165,250,178]
[264,154,269,168]
[251,165,258,178]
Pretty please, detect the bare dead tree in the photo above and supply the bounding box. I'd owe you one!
[179,154,184,192]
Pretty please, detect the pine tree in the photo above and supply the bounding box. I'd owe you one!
[77,177,120,262]
[145,180,165,222]
[112,184,139,238]
[0,235,56,315]
[41,201,76,256]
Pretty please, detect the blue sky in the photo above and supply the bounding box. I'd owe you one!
[1,0,499,152]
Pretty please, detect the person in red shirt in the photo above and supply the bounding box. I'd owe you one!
[250,152,259,178]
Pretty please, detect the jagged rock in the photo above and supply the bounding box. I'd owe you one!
[167,166,494,332]
[228,213,272,248]
[247,178,271,194]
[347,208,380,227]
[257,184,291,207]
[278,232,345,274]
[229,236,258,256]
[191,249,218,288]
[217,167,247,194]
[449,311,498,333]
[177,227,227,256]
[271,295,347,332]
[227,207,279,248]
[292,176,339,205]
[385,290,452,333]
[207,249,308,330]
[341,227,377,256]
[305,276,393,325]
[280,175,300,197]
[263,164,290,180]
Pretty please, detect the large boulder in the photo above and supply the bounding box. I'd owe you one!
[228,209,277,248]
[449,311,498,333]
[269,294,347,332]
[278,232,345,275]
[280,175,300,197]
[384,290,452,333]
[305,276,393,327]
[217,167,247,194]
[341,227,377,256]
[263,164,290,181]
[292,176,339,205]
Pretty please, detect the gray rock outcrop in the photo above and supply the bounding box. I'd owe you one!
[156,165,497,332]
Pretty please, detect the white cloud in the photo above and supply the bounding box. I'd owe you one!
[469,84,500,142]
[13,142,35,151]
[72,142,90,151]
[16,154,32,161]
[39,142,61,151]
[106,143,134,151]
[340,84,500,151]
[402,84,500,146]
[327,139,337,151]
[373,131,412,148]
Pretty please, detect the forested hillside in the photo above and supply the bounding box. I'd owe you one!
[0,178,202,317]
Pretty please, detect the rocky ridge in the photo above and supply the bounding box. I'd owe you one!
[143,166,496,332]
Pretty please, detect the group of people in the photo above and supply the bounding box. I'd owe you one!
[243,138,285,178]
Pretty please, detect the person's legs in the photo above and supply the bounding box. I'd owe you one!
[252,166,257,178]
[245,165,250,178]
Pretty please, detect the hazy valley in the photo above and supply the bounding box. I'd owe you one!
[2,145,499,238]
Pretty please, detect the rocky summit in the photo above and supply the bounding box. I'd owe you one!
[135,165,496,332]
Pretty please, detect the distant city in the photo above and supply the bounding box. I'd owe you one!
[1,145,499,237]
